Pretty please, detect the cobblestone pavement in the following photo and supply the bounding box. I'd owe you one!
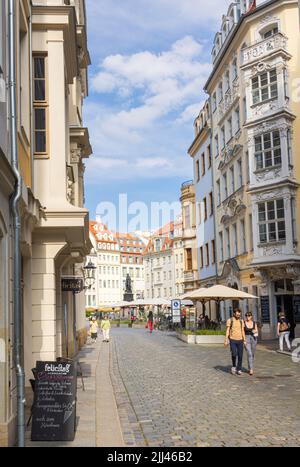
[110,328,300,447]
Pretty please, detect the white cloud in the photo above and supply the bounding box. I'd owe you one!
[84,35,211,183]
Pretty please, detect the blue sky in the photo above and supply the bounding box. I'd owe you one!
[84,0,231,228]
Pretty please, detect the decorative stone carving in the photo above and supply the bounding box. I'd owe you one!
[242,33,288,66]
[66,176,74,204]
[71,148,82,164]
[255,167,281,182]
[262,245,283,256]
[218,81,240,122]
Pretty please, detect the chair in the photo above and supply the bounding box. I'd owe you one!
[56,357,85,391]
[26,378,36,427]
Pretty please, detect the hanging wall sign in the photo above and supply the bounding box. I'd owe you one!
[61,277,84,293]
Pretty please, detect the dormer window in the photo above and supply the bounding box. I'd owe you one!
[263,26,279,39]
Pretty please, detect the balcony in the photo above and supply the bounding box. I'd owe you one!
[241,33,288,67]
[184,271,198,283]
[218,81,240,123]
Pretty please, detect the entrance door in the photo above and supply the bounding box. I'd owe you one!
[276,295,294,324]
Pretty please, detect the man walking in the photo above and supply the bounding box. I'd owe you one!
[101,315,111,343]
[225,308,246,375]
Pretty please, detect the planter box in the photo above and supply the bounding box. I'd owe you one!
[177,333,196,344]
[195,335,225,345]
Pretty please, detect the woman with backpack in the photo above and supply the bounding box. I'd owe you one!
[244,311,258,376]
[277,311,291,352]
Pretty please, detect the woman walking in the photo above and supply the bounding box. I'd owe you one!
[101,315,111,343]
[277,312,291,352]
[148,309,154,334]
[244,312,258,376]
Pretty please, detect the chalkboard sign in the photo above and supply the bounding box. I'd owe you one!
[293,296,300,323]
[260,296,270,323]
[31,361,77,442]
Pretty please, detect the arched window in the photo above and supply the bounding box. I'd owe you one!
[260,24,279,40]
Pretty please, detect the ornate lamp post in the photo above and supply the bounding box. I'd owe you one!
[83,260,96,290]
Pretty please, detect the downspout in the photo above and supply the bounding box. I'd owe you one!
[8,0,25,447]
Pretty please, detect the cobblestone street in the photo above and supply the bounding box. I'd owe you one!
[110,328,300,447]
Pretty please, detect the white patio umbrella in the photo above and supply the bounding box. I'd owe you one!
[184,285,258,301]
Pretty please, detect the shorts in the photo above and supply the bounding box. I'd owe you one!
[91,333,98,339]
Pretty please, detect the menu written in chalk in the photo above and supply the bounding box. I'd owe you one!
[260,296,270,324]
[31,361,77,442]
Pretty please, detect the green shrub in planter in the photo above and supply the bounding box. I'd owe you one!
[180,330,226,336]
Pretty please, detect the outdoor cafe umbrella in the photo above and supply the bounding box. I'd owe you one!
[184,285,258,323]
[185,285,257,301]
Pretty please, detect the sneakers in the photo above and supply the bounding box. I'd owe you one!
[231,367,236,375]
[237,370,242,376]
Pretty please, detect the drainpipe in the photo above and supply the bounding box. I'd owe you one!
[8,0,25,447]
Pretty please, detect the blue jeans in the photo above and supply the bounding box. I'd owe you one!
[230,340,244,372]
[245,335,257,371]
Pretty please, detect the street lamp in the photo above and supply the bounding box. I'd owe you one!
[83,260,96,290]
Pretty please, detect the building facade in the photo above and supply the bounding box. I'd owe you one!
[144,223,176,300]
[0,0,92,446]
[202,0,300,336]
[173,218,185,297]
[189,101,217,290]
[86,222,122,307]
[117,232,145,301]
[180,182,198,294]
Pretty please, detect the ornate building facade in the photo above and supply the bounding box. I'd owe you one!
[202,0,300,336]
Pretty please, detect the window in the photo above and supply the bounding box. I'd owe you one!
[291,198,297,243]
[33,56,48,155]
[200,247,204,269]
[255,130,281,170]
[186,249,193,271]
[184,205,190,229]
[232,58,238,81]
[237,159,243,188]
[227,117,232,142]
[205,243,210,266]
[240,220,246,253]
[234,106,240,133]
[203,197,207,221]
[217,180,221,206]
[221,126,225,149]
[225,228,230,259]
[218,81,223,103]
[287,129,292,166]
[246,151,250,184]
[263,26,278,39]
[225,70,230,91]
[223,173,228,200]
[211,240,216,264]
[212,93,217,112]
[198,203,202,225]
[201,153,206,176]
[243,97,247,124]
[258,199,286,244]
[209,192,214,216]
[207,145,212,168]
[233,224,238,257]
[249,214,253,251]
[252,70,278,105]
[215,135,219,157]
[230,166,235,194]
[196,160,200,182]
[219,232,224,262]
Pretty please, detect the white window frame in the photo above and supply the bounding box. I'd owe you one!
[258,199,286,244]
[254,130,281,171]
[252,69,278,105]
